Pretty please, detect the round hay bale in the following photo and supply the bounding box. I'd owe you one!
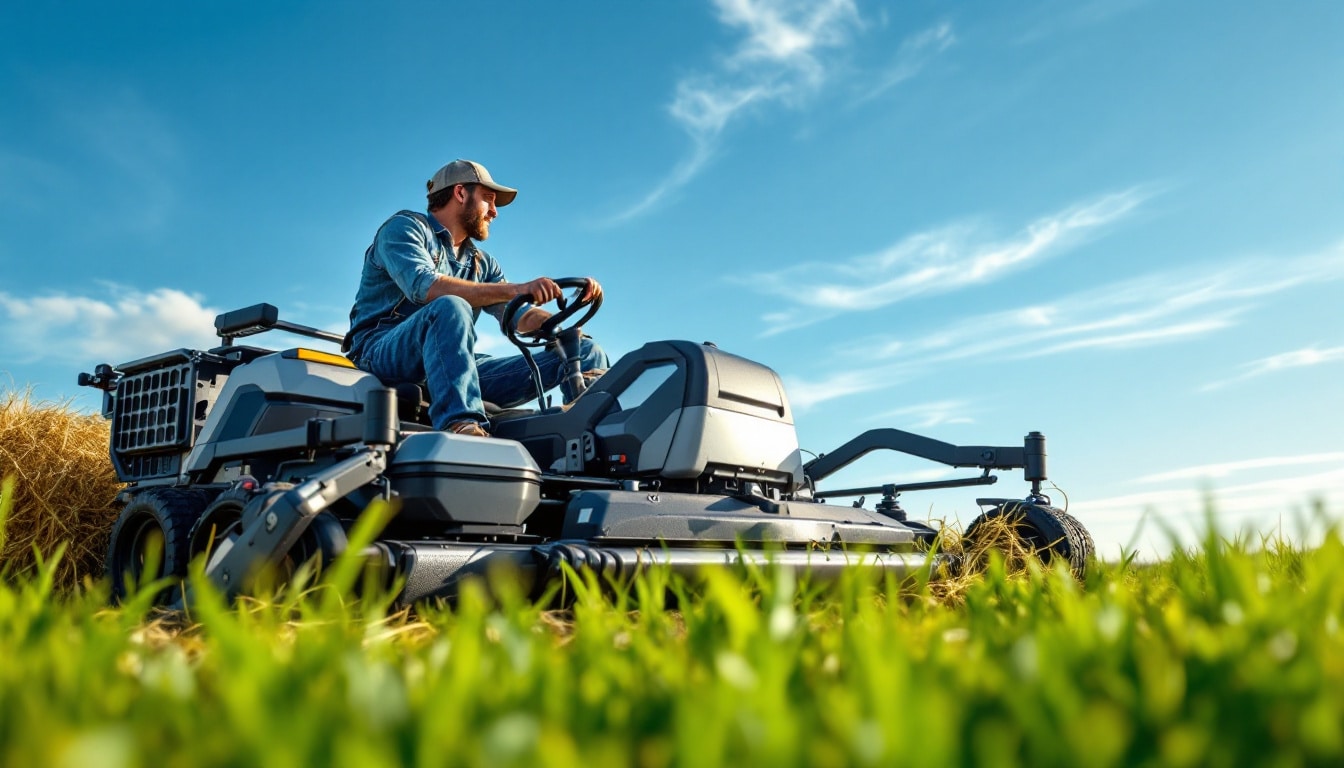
[0,387,122,591]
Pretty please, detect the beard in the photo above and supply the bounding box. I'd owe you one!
[459,205,490,241]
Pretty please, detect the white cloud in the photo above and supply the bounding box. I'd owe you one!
[777,241,1344,405]
[752,187,1151,331]
[609,0,862,223]
[1013,0,1156,45]
[781,369,893,410]
[869,400,975,429]
[1029,317,1233,356]
[930,243,1335,361]
[0,287,220,365]
[608,7,961,223]
[717,0,858,68]
[855,21,956,104]
[1202,345,1344,391]
[1137,452,1344,484]
[1069,464,1344,559]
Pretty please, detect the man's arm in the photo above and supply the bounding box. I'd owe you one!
[515,306,552,334]
[425,275,563,308]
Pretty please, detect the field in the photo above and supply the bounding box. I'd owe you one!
[2,395,1342,767]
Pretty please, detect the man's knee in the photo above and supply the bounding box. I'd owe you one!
[580,337,610,369]
[424,295,474,326]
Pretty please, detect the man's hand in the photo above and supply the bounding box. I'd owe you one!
[514,277,602,335]
[579,277,603,303]
[516,277,562,304]
[515,277,602,305]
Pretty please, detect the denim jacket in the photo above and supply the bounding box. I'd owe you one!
[344,209,519,361]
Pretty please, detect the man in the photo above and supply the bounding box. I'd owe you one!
[344,159,607,437]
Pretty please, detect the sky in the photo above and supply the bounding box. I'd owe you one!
[2,0,1341,559]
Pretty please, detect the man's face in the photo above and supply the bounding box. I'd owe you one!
[458,186,498,241]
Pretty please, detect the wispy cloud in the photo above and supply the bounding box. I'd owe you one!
[854,21,956,104]
[607,6,959,224]
[1013,0,1156,45]
[778,241,1344,404]
[0,287,220,365]
[782,369,892,410]
[1137,452,1344,484]
[752,186,1152,333]
[869,399,975,429]
[1202,345,1344,391]
[609,0,862,223]
[1069,462,1344,558]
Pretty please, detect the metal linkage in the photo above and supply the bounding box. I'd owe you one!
[806,429,1048,502]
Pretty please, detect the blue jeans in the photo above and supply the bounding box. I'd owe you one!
[354,295,609,430]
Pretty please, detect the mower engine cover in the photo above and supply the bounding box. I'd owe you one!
[493,340,804,490]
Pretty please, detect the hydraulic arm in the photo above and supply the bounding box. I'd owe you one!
[805,429,1048,500]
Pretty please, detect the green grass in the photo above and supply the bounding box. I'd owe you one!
[2,479,1342,767]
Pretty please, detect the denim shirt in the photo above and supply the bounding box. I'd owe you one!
[345,209,522,360]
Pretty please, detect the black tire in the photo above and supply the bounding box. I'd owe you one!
[106,488,211,604]
[963,502,1092,579]
[188,483,347,587]
[187,485,254,567]
[1049,506,1095,569]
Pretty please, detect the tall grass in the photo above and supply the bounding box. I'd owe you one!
[1,475,1341,767]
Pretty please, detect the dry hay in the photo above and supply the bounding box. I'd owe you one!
[922,514,1046,605]
[1,387,122,591]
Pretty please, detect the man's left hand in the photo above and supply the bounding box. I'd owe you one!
[580,277,603,303]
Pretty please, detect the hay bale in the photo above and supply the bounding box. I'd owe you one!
[0,387,122,591]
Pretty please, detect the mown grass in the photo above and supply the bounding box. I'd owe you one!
[2,474,1342,768]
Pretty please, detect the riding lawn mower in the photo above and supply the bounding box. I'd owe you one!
[79,280,1092,606]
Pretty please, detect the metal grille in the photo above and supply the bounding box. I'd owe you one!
[113,364,193,454]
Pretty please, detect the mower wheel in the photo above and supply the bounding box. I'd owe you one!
[963,502,1093,579]
[106,488,212,603]
[187,485,255,567]
[188,484,348,584]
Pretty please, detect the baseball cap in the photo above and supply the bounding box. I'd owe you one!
[426,159,518,206]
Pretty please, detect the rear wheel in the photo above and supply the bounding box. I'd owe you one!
[106,488,211,604]
[962,502,1093,578]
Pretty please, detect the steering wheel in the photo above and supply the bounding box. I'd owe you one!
[500,277,603,349]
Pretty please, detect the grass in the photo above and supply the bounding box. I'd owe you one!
[3,471,1343,767]
[1,393,1340,766]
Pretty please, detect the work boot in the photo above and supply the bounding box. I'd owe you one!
[447,420,489,437]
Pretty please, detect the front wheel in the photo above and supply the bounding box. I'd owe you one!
[106,488,210,603]
[962,502,1093,579]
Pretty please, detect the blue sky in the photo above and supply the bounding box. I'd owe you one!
[2,1,1341,558]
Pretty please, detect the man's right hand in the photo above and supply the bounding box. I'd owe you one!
[516,277,563,304]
